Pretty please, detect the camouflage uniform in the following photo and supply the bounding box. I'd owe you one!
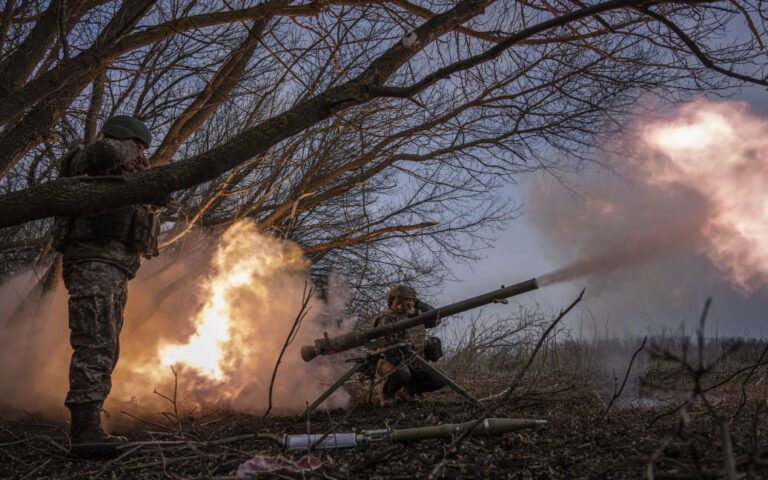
[63,259,130,406]
[51,116,161,456]
[373,297,445,404]
[58,137,155,407]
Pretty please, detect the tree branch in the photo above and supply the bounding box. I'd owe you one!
[303,221,438,254]
[0,0,493,226]
[372,0,645,98]
[640,5,768,87]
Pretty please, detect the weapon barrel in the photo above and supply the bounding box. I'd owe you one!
[301,278,538,362]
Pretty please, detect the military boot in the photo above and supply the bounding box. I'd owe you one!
[396,387,415,403]
[376,360,402,407]
[69,402,127,457]
[378,387,396,407]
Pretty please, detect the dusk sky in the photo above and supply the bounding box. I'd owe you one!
[438,84,768,339]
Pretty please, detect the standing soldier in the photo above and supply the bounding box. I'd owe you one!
[53,115,170,455]
[373,285,446,406]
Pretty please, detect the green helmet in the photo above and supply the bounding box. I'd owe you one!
[388,285,417,306]
[101,115,152,147]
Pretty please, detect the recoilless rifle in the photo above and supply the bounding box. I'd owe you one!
[301,277,539,362]
[298,278,540,414]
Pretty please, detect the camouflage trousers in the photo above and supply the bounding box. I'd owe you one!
[376,357,446,399]
[62,261,128,407]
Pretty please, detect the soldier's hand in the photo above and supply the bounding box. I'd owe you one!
[124,154,150,173]
[163,198,181,211]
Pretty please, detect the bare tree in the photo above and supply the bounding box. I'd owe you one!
[0,0,766,310]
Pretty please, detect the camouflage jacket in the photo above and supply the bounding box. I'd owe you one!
[59,137,152,277]
[372,301,437,354]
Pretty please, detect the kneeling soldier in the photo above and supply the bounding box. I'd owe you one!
[373,285,446,406]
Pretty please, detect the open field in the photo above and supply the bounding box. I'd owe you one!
[1,331,766,479]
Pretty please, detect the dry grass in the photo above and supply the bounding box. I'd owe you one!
[1,306,767,479]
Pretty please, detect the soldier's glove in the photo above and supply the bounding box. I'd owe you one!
[150,193,180,211]
[423,336,443,362]
[121,141,151,173]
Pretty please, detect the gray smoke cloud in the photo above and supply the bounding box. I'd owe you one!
[524,99,768,336]
[0,271,70,417]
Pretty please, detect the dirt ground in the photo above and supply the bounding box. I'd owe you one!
[1,376,766,480]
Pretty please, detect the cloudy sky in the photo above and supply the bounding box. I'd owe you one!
[436,83,768,339]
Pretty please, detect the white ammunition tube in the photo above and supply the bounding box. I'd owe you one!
[283,433,357,451]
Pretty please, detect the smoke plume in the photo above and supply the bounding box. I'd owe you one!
[527,99,768,332]
[0,220,351,420]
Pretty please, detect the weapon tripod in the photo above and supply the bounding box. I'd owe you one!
[302,342,480,417]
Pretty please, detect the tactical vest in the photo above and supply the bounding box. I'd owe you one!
[52,148,159,257]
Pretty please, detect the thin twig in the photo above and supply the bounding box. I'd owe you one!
[720,419,738,480]
[153,365,184,437]
[603,335,648,419]
[262,282,314,420]
[19,458,51,480]
[732,342,768,421]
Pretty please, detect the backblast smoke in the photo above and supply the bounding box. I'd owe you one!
[0,220,351,420]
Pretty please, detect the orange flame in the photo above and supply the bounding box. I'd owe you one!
[158,221,310,380]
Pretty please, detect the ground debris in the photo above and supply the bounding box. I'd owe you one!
[3,334,768,479]
[1,383,765,479]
